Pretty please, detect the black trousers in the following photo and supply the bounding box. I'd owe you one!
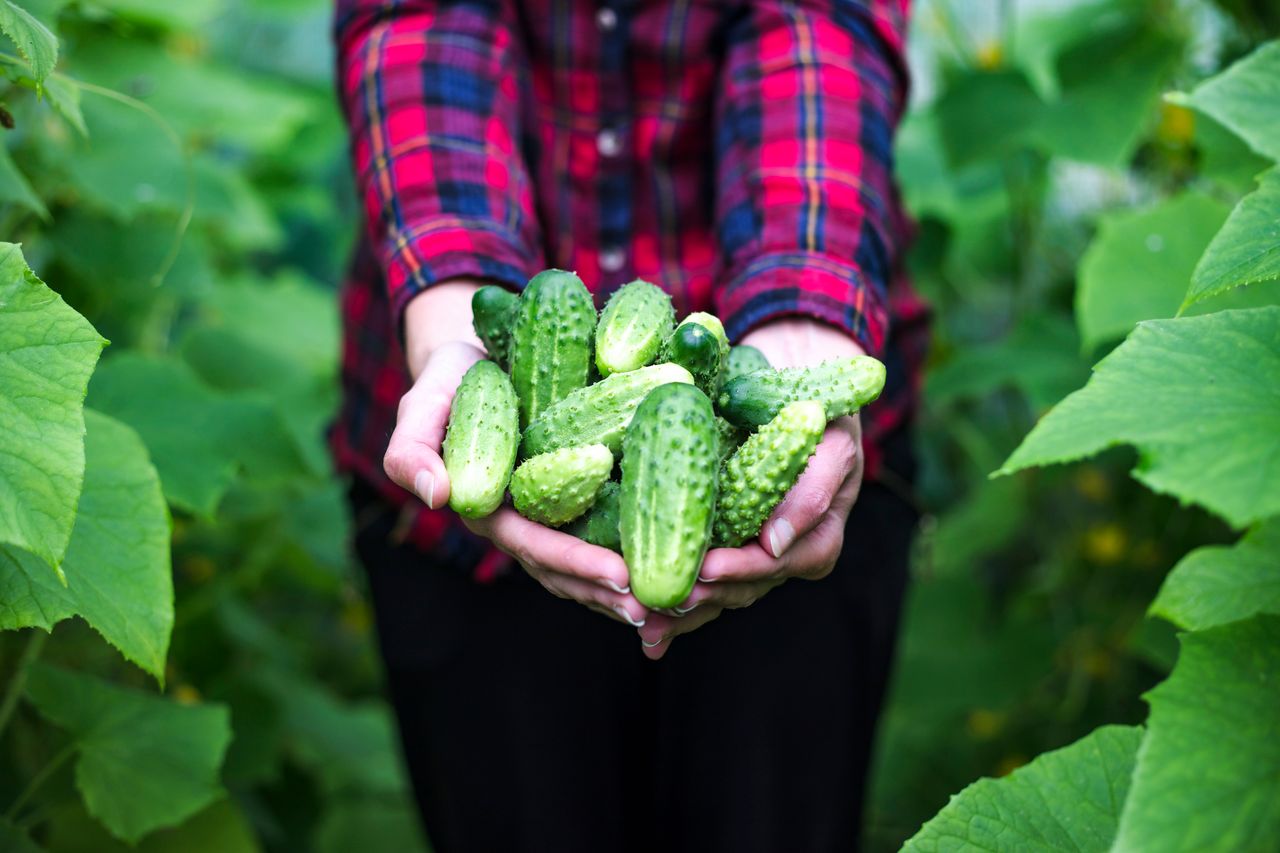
[352,458,916,853]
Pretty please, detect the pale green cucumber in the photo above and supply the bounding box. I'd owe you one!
[520,362,694,458]
[510,444,613,526]
[717,356,886,428]
[594,279,675,377]
[620,383,719,609]
[442,361,519,518]
[510,269,597,427]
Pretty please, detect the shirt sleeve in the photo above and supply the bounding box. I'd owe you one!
[334,0,544,324]
[712,0,911,357]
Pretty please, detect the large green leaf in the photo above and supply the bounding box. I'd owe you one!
[0,0,57,83]
[24,663,232,844]
[1170,40,1280,162]
[999,308,1280,528]
[903,725,1143,851]
[1150,520,1280,631]
[934,70,1043,169]
[87,353,308,515]
[1011,0,1137,99]
[0,242,106,575]
[1076,192,1229,350]
[1113,616,1280,851]
[0,410,172,679]
[1184,167,1280,309]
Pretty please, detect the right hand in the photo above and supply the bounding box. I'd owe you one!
[383,283,648,628]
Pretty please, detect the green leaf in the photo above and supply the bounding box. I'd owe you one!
[1076,192,1229,350]
[1113,616,1280,851]
[316,799,428,853]
[0,243,106,575]
[87,353,307,515]
[1195,112,1272,194]
[1184,167,1280,309]
[24,663,231,844]
[0,143,47,218]
[1011,0,1137,99]
[934,70,1043,169]
[0,819,42,853]
[0,0,58,83]
[1170,40,1280,162]
[42,71,86,135]
[91,0,222,29]
[999,308,1280,528]
[0,410,172,680]
[1150,520,1280,631]
[42,798,259,853]
[904,725,1143,852]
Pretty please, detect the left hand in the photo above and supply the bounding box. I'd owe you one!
[637,318,867,659]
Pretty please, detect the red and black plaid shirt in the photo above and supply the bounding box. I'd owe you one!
[331,0,928,573]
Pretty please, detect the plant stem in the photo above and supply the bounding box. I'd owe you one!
[5,742,75,821]
[0,631,47,741]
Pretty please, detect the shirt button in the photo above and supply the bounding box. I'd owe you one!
[597,128,622,158]
[599,246,626,273]
[596,7,617,32]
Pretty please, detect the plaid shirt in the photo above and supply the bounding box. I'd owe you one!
[331,0,928,574]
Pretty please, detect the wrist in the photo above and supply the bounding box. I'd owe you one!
[404,280,488,378]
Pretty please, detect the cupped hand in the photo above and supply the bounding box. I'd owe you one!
[386,284,648,629]
[636,318,867,660]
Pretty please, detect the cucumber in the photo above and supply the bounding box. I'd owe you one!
[520,362,694,458]
[594,279,675,377]
[715,415,747,463]
[725,344,770,384]
[667,321,725,398]
[563,480,621,551]
[620,383,719,609]
[717,356,886,428]
[712,400,826,547]
[510,444,613,526]
[510,269,597,427]
[471,285,520,368]
[680,312,729,388]
[442,361,519,518]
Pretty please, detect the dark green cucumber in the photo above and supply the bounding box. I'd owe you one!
[717,356,886,428]
[712,400,826,547]
[442,361,519,518]
[594,279,675,377]
[510,444,613,526]
[563,480,621,551]
[509,269,597,427]
[667,321,726,398]
[725,344,770,384]
[620,383,719,609]
[520,362,694,458]
[471,285,520,368]
[681,312,729,386]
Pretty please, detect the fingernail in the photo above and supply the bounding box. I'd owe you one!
[415,471,436,509]
[768,518,795,558]
[605,579,630,594]
[614,606,645,628]
[641,638,663,648]
[674,603,698,615]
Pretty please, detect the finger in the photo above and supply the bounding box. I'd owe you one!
[535,573,648,626]
[760,417,859,559]
[698,541,783,583]
[638,607,723,660]
[383,347,484,507]
[671,578,783,614]
[463,508,632,594]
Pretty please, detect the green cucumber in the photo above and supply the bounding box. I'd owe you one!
[620,383,719,609]
[510,444,613,526]
[712,400,826,547]
[471,285,520,368]
[717,356,886,428]
[520,362,694,458]
[667,320,725,398]
[510,269,597,427]
[715,415,747,463]
[442,361,519,518]
[563,480,622,551]
[725,344,770,383]
[594,279,675,377]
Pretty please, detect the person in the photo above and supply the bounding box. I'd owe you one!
[331,0,928,849]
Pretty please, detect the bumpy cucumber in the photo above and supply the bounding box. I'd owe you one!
[712,401,826,547]
[725,344,770,383]
[510,269,597,427]
[520,362,694,458]
[510,444,613,526]
[442,361,519,518]
[471,285,520,368]
[620,383,719,609]
[717,356,886,428]
[563,480,621,551]
[715,416,747,463]
[594,279,675,377]
[666,322,721,398]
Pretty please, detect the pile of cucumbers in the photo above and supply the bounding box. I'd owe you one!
[443,270,886,609]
